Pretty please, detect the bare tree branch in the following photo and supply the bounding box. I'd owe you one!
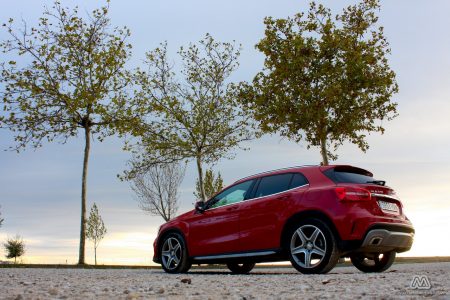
[130,162,185,222]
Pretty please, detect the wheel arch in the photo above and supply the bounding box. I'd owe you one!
[156,227,189,258]
[280,210,342,251]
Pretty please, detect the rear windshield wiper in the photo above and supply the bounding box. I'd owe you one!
[366,180,386,186]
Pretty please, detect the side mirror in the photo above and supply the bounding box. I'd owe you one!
[195,201,206,213]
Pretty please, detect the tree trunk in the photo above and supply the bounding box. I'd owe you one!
[14,256,16,264]
[320,136,329,166]
[196,156,206,201]
[94,246,97,266]
[78,125,91,265]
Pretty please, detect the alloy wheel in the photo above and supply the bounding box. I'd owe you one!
[161,237,182,271]
[290,224,327,268]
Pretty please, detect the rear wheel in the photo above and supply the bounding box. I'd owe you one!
[350,251,396,273]
[160,232,191,273]
[226,262,255,274]
[287,219,340,274]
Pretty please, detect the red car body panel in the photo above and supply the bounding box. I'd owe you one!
[153,165,414,263]
[183,202,241,256]
[238,187,309,252]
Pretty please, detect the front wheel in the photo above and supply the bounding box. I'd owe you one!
[226,262,255,274]
[160,232,191,273]
[350,252,396,273]
[287,219,340,274]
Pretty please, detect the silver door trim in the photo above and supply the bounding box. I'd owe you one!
[193,250,276,261]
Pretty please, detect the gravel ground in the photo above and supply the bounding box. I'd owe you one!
[0,263,449,299]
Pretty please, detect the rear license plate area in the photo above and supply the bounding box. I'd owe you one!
[377,200,400,214]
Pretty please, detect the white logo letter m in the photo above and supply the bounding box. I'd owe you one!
[410,275,432,290]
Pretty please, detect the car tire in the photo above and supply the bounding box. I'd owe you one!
[160,232,191,273]
[350,251,396,273]
[226,262,255,274]
[287,218,340,274]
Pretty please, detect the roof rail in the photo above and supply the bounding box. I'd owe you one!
[235,165,319,183]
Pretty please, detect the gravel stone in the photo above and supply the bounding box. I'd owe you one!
[48,288,58,295]
[125,293,140,299]
[0,263,448,299]
[181,278,192,284]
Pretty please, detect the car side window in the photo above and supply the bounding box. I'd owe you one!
[289,173,309,189]
[254,173,293,198]
[209,180,254,209]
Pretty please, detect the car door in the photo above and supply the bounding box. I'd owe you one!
[238,173,309,252]
[186,179,255,257]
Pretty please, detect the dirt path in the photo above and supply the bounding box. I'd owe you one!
[1,262,449,299]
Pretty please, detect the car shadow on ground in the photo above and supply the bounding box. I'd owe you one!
[151,269,350,275]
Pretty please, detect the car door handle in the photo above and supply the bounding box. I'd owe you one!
[275,194,290,200]
[226,206,239,211]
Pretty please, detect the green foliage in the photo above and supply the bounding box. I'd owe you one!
[239,0,398,165]
[0,1,142,264]
[194,169,224,200]
[4,235,25,263]
[127,34,254,201]
[0,1,142,149]
[86,203,107,265]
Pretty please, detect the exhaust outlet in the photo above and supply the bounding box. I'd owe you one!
[370,237,383,245]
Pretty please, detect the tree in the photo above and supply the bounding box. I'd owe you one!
[86,203,107,265]
[193,169,223,200]
[239,0,398,165]
[0,206,4,228]
[0,1,143,264]
[130,162,185,222]
[127,34,254,201]
[4,235,25,264]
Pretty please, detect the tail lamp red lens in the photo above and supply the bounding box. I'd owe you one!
[335,187,371,201]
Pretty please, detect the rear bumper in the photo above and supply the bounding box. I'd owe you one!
[340,223,414,254]
[359,228,414,253]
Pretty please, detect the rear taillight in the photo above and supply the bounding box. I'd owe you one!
[335,187,371,201]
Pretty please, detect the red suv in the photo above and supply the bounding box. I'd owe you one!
[153,165,414,274]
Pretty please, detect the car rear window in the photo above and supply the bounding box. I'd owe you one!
[324,166,377,184]
[289,173,309,188]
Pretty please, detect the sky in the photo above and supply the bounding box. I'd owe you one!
[0,0,449,265]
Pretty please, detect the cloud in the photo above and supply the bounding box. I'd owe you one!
[1,0,450,264]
